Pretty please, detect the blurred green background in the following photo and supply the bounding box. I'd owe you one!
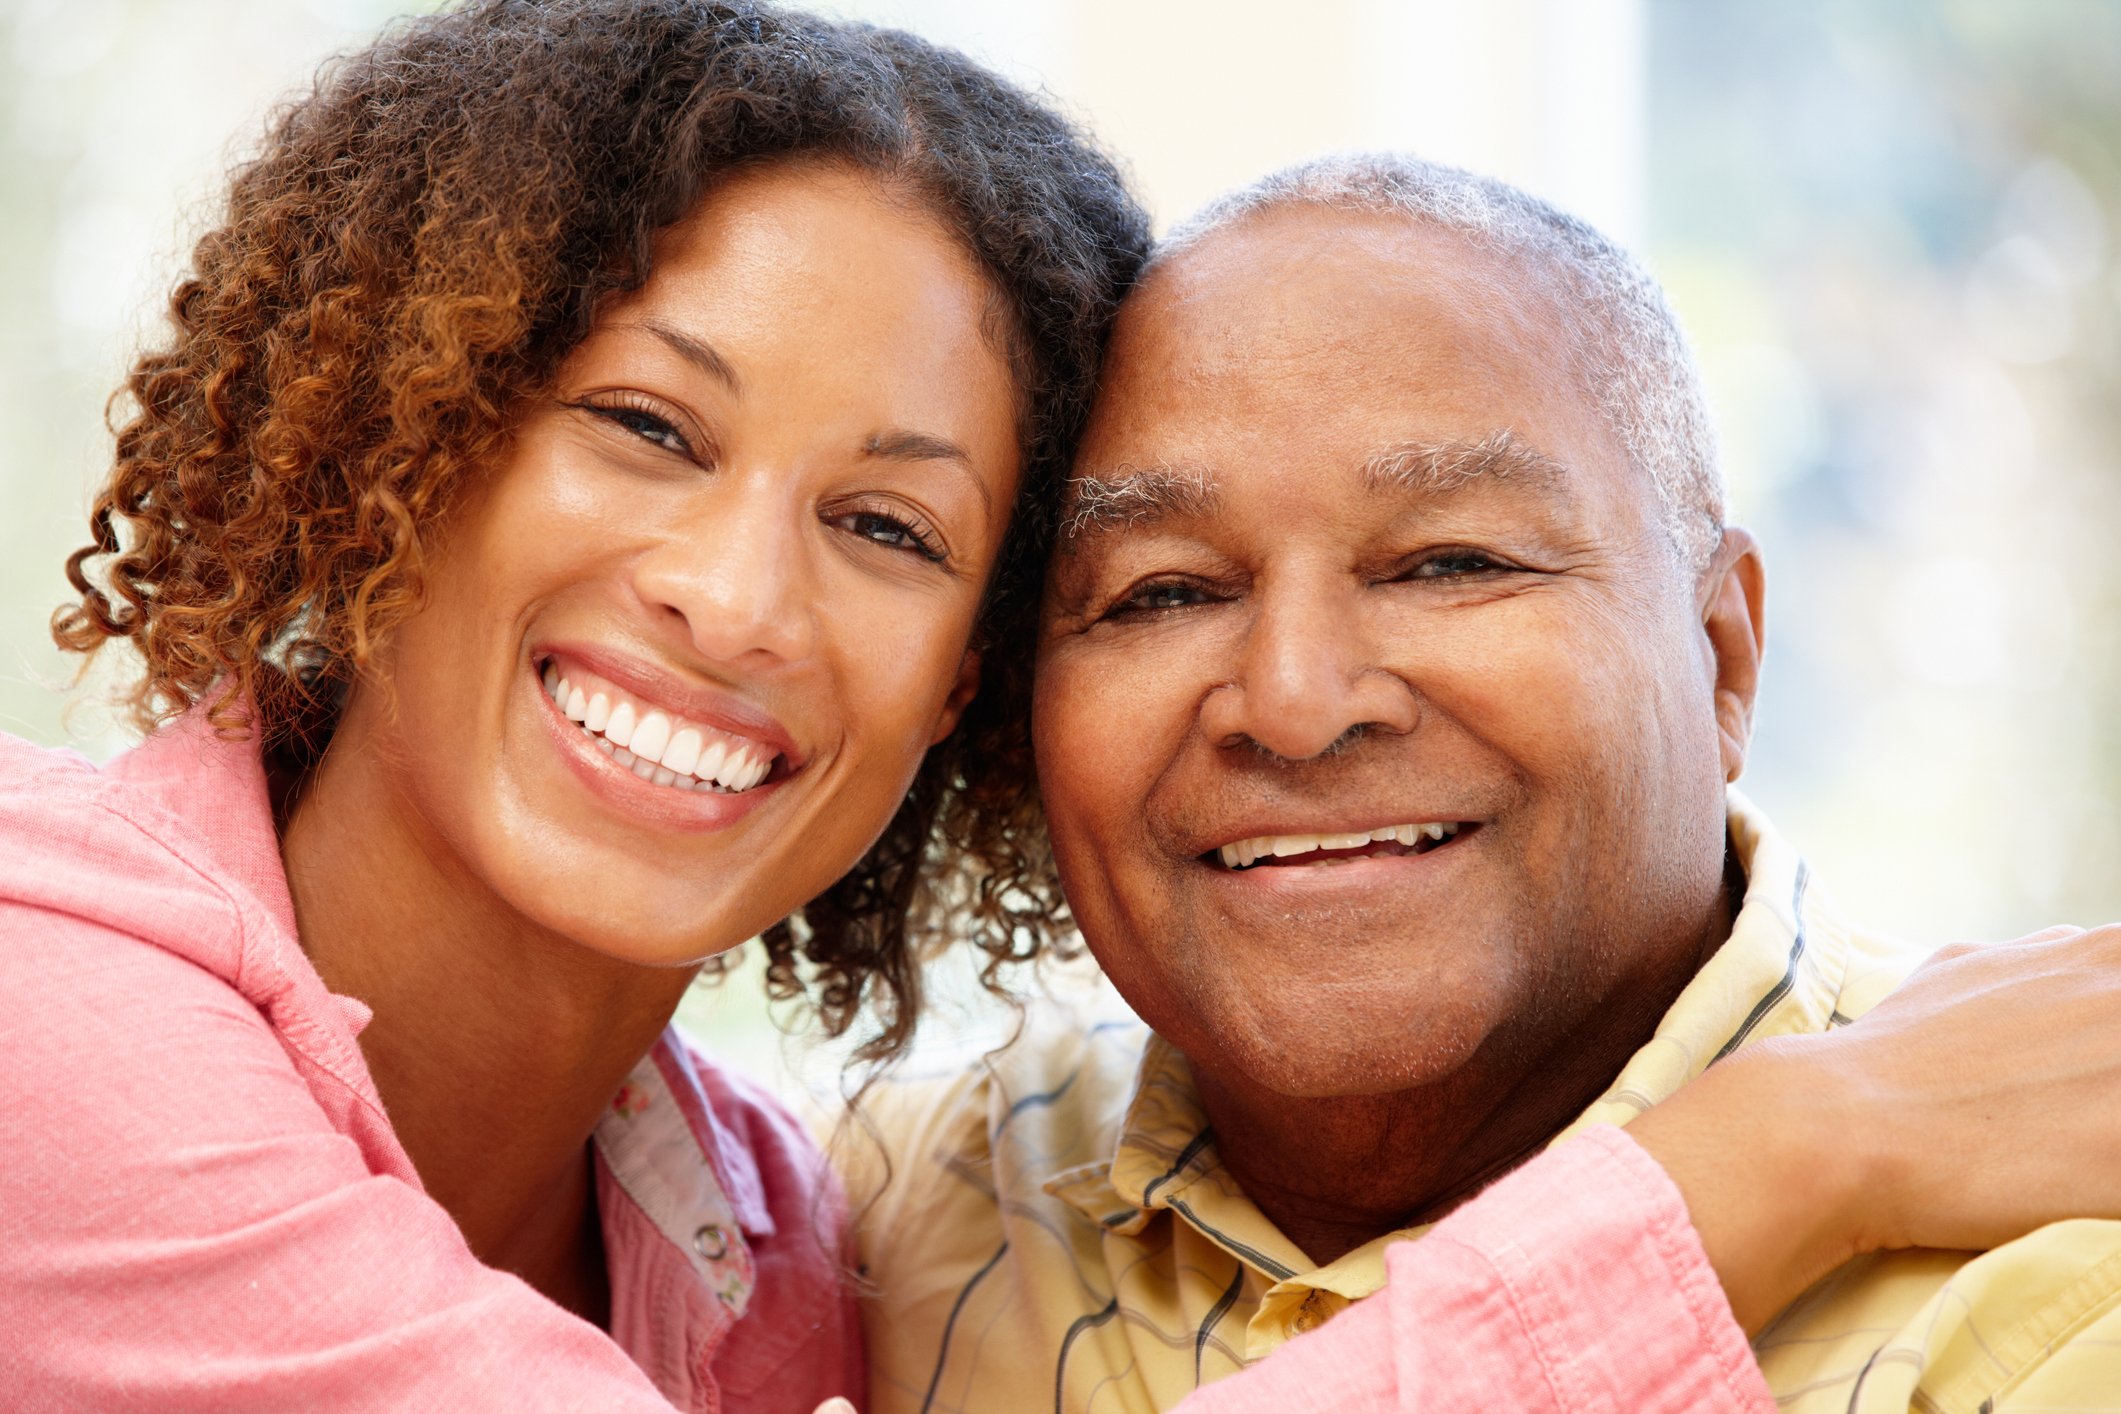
[4,0,2117,1088]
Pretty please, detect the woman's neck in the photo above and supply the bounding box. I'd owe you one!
[277,724,698,1325]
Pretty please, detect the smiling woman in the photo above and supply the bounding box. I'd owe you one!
[0,1,1146,1408]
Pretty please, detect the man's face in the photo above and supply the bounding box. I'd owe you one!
[1034,207,1761,1101]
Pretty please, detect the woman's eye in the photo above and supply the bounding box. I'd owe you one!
[600,405,689,455]
[575,396,695,457]
[839,510,945,563]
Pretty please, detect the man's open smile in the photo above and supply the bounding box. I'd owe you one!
[1207,820,1475,870]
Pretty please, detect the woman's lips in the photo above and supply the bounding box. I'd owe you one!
[540,660,779,795]
[526,656,793,833]
[534,640,803,768]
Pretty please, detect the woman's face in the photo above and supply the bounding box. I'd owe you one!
[347,161,1021,964]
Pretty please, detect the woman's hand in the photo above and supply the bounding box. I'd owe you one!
[1629,923,2121,1332]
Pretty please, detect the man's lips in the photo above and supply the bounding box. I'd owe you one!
[1198,819,1482,871]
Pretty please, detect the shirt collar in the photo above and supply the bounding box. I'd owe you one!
[1052,789,1846,1330]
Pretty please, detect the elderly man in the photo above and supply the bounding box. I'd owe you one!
[851,156,2121,1413]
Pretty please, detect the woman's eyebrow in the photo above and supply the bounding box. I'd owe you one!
[864,431,993,515]
[637,319,743,394]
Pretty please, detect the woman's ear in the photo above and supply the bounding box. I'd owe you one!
[929,649,982,745]
[1700,528,1766,783]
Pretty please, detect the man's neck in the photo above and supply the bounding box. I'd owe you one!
[278,723,697,1324]
[1195,880,1742,1267]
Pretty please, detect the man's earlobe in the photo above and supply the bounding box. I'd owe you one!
[1701,528,1767,783]
[930,650,983,746]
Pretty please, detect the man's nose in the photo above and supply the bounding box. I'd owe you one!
[1198,583,1418,760]
[628,479,817,667]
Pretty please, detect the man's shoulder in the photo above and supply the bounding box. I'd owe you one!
[1818,908,1930,1025]
[847,999,1160,1414]
[856,999,1150,1168]
[1755,1217,2121,1410]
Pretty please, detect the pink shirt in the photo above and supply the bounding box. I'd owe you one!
[0,711,862,1412]
[1180,1125,1774,1413]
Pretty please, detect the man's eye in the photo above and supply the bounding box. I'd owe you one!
[1409,550,1508,579]
[1119,580,1213,614]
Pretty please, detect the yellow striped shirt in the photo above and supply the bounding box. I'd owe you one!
[847,792,2121,1412]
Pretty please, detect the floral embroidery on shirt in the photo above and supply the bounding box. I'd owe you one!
[610,1080,652,1119]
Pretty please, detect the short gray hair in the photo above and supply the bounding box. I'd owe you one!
[1159,154,1725,571]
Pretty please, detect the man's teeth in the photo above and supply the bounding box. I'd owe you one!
[1216,822,1460,870]
[541,664,775,794]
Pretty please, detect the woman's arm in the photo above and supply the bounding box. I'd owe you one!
[1636,923,2121,1330]
[1178,923,2121,1413]
[1171,1125,1772,1414]
[0,905,675,1413]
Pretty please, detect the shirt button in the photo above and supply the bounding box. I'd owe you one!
[693,1223,728,1261]
[1290,1292,1325,1334]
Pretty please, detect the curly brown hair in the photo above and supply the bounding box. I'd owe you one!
[51,0,1149,1062]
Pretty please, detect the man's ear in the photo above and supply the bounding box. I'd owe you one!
[929,649,983,746]
[1700,528,1766,783]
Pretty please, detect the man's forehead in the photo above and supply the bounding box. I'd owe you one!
[1071,205,1619,539]
[1125,205,1562,343]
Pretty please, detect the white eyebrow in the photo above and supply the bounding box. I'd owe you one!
[1060,462,1220,542]
[1362,428,1570,496]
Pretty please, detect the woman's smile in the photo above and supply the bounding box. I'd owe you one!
[541,659,782,797]
[527,645,800,834]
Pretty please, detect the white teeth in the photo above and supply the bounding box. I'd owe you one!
[1217,821,1464,870]
[712,750,748,791]
[542,663,783,796]
[662,728,702,777]
[723,751,768,791]
[630,711,671,764]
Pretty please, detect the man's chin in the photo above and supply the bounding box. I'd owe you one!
[1156,997,1500,1103]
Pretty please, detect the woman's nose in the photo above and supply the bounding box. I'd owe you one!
[1197,583,1418,760]
[628,485,817,666]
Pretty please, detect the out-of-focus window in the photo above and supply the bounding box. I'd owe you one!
[1650,0,2121,942]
